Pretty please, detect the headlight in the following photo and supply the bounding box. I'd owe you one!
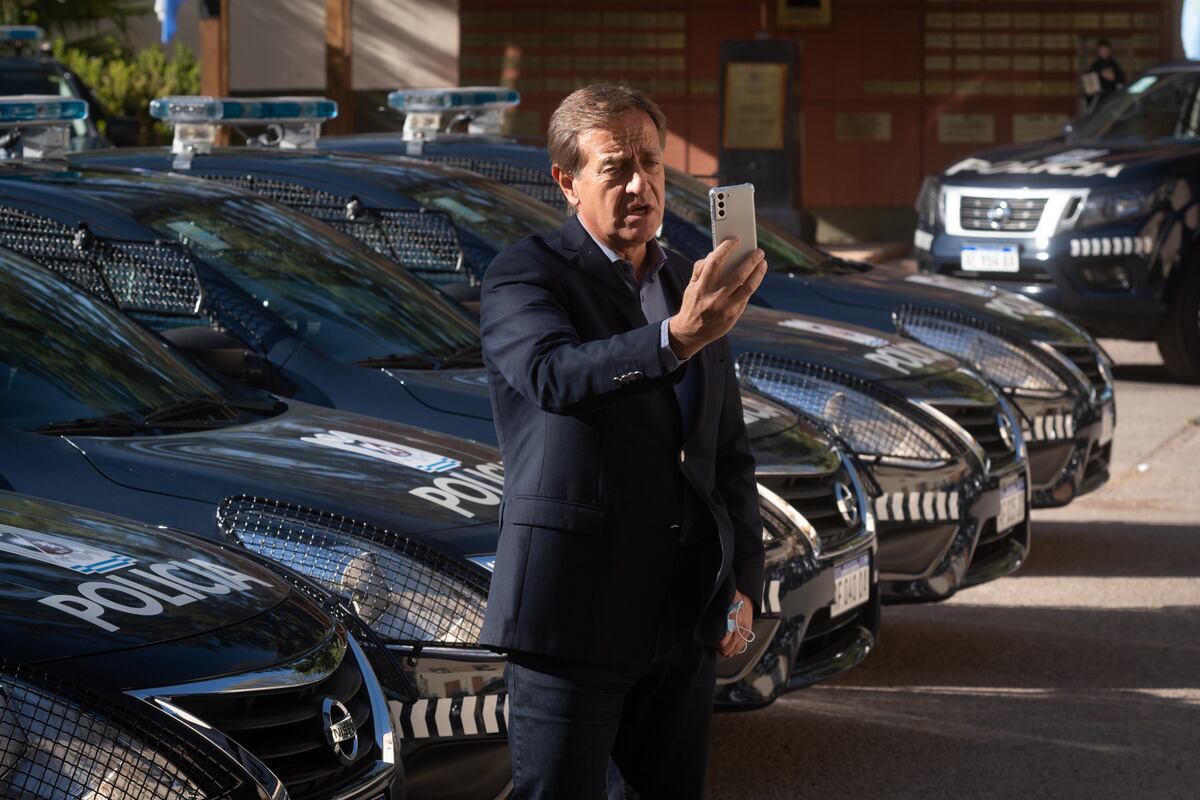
[0,665,215,800]
[217,496,488,645]
[915,177,944,226]
[894,308,1069,395]
[1075,181,1167,229]
[737,353,952,463]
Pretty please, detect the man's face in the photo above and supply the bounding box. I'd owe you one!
[559,110,665,252]
[1098,44,1111,59]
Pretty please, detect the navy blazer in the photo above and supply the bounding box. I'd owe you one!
[478,216,764,665]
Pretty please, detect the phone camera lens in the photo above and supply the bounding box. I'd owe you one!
[716,193,725,200]
[717,201,725,209]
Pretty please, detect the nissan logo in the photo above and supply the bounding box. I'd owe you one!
[996,411,1015,451]
[834,482,860,527]
[321,697,359,766]
[987,201,1012,230]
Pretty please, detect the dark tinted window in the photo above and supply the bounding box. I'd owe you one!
[1069,71,1200,144]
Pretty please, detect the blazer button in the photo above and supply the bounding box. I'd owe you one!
[679,449,686,463]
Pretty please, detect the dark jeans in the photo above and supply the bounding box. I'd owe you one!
[505,645,718,799]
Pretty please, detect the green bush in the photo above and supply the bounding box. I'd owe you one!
[54,39,199,145]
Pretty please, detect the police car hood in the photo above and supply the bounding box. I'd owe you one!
[732,307,961,386]
[0,491,290,662]
[391,365,814,444]
[803,268,1093,346]
[69,401,503,553]
[937,140,1196,188]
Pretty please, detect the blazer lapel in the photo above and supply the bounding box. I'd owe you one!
[559,216,648,331]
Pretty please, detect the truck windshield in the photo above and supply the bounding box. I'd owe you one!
[136,195,483,366]
[406,176,565,255]
[662,169,850,276]
[0,253,230,431]
[1068,71,1200,144]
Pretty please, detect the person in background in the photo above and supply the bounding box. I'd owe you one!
[1086,39,1127,106]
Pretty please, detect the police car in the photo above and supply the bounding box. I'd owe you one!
[322,86,1113,512]
[915,63,1200,381]
[0,490,400,799]
[0,26,129,148]
[65,94,1022,603]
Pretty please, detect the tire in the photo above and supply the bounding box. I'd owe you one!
[1156,263,1200,382]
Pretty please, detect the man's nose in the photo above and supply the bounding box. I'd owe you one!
[626,168,649,197]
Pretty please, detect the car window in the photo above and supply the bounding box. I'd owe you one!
[137,196,483,365]
[1069,71,1200,144]
[0,253,226,430]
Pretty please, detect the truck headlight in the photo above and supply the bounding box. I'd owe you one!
[218,496,488,645]
[1075,181,1168,230]
[0,667,213,800]
[915,177,944,226]
[737,353,952,463]
[894,308,1069,395]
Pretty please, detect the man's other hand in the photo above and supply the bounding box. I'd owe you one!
[719,589,755,659]
[667,237,767,360]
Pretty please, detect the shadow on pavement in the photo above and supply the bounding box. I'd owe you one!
[1111,362,1193,385]
[1018,520,1200,578]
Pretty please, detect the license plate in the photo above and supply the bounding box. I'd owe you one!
[998,473,1027,532]
[1100,404,1115,445]
[831,553,872,618]
[961,245,1019,272]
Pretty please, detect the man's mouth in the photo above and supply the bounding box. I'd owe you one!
[625,205,653,219]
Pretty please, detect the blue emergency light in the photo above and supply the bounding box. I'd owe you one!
[0,26,44,43]
[150,96,338,166]
[0,95,87,160]
[149,96,338,124]
[0,96,88,125]
[387,87,520,113]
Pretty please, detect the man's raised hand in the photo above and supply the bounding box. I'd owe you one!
[668,236,767,360]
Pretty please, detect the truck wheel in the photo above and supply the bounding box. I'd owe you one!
[1156,264,1200,382]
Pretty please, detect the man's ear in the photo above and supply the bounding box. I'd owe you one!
[552,164,581,211]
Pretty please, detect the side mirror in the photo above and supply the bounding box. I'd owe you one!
[104,115,141,147]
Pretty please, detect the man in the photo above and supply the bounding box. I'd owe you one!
[478,83,767,798]
[1086,39,1126,105]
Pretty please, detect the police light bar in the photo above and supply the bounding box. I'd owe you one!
[0,95,88,160]
[388,86,520,143]
[149,95,338,168]
[0,26,45,43]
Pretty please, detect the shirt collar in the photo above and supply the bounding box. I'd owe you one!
[578,219,668,285]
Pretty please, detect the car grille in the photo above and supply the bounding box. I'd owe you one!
[201,174,473,286]
[423,155,568,211]
[169,638,380,800]
[0,205,203,315]
[0,661,240,800]
[217,496,490,645]
[1052,342,1108,394]
[930,401,1020,471]
[959,195,1047,232]
[757,472,860,552]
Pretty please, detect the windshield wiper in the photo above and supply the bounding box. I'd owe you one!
[31,413,148,436]
[436,342,484,368]
[142,395,239,424]
[355,354,443,369]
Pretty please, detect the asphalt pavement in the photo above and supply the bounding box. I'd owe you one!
[709,340,1200,799]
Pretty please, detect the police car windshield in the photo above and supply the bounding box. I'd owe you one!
[405,177,565,253]
[1068,70,1200,144]
[135,196,481,365]
[0,254,229,431]
[662,169,844,276]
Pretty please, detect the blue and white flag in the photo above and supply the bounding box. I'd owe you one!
[156,0,186,44]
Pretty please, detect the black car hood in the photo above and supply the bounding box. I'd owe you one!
[805,267,1093,345]
[0,491,289,663]
[938,140,1196,188]
[390,364,820,445]
[68,401,504,540]
[733,307,960,384]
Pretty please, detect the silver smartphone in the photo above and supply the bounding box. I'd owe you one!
[709,183,757,278]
